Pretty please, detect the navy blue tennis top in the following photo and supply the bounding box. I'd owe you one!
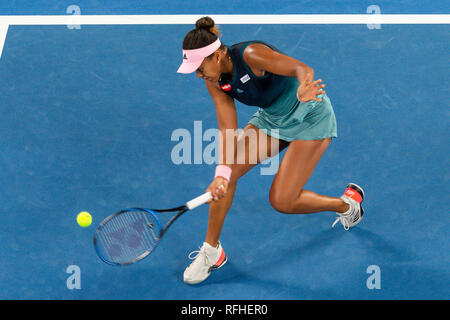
[218,40,293,108]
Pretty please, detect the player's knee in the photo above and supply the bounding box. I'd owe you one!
[269,190,293,213]
[269,189,310,214]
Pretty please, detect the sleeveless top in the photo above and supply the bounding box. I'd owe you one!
[217,40,294,108]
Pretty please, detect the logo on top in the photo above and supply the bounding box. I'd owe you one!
[240,74,250,84]
[345,189,355,197]
[183,53,188,60]
[221,84,232,91]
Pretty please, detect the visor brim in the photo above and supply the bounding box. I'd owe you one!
[176,60,202,74]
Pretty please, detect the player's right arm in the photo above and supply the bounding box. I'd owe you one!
[204,80,237,201]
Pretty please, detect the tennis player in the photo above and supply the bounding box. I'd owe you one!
[177,16,365,285]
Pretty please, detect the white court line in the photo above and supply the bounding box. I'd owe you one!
[0,14,449,58]
[0,14,449,25]
[0,24,8,59]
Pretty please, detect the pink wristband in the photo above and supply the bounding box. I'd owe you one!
[296,91,302,102]
[215,165,232,182]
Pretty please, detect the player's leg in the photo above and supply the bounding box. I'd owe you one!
[268,137,365,230]
[269,138,348,213]
[205,124,288,246]
[184,124,288,284]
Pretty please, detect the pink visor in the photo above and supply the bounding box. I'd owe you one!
[177,38,222,74]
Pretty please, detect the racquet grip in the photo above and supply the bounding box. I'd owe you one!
[186,192,212,210]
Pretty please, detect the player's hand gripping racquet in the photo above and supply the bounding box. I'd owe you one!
[93,192,212,266]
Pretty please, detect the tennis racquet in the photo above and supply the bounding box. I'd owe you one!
[93,192,212,266]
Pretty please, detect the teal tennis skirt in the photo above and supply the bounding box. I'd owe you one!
[248,77,338,141]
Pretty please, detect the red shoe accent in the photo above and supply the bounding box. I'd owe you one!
[214,249,226,267]
[344,187,363,203]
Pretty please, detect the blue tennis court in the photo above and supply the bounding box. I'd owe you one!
[0,1,448,300]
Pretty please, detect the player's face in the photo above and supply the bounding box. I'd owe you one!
[196,52,221,82]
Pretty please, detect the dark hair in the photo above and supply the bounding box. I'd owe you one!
[182,16,224,52]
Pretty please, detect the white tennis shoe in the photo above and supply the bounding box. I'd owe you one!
[183,241,227,285]
[332,183,365,230]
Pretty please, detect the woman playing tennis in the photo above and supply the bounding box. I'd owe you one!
[177,17,365,285]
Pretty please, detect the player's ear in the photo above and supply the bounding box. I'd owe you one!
[214,51,219,64]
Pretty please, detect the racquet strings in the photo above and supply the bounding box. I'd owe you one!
[96,210,161,264]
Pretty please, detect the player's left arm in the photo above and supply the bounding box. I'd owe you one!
[243,43,325,102]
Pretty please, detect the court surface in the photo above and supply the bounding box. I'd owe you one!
[0,1,448,299]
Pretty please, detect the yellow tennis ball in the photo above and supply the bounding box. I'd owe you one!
[77,211,92,227]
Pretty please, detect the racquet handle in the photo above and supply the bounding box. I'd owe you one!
[186,192,212,210]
